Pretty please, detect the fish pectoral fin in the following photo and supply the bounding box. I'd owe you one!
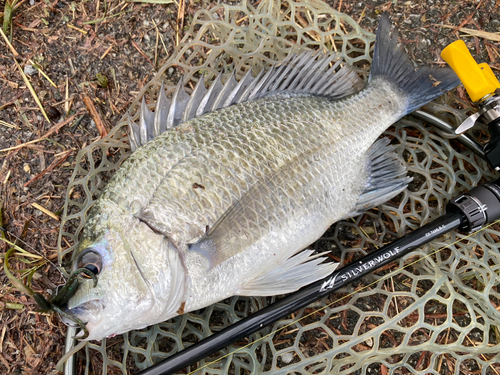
[346,138,411,218]
[188,146,328,270]
[236,250,338,296]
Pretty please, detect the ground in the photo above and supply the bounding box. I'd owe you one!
[1,0,500,374]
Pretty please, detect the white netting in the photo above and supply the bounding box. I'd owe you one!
[58,1,500,374]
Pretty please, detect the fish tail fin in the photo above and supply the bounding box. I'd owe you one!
[369,13,460,115]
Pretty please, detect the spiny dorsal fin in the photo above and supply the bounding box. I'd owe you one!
[154,83,171,136]
[128,52,363,151]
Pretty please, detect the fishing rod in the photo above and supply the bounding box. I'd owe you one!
[137,181,500,375]
[134,40,500,375]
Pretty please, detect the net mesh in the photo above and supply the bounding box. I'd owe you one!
[58,1,500,374]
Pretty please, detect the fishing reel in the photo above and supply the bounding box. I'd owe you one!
[442,40,500,170]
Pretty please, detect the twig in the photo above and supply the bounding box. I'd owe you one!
[458,27,500,42]
[3,171,11,184]
[452,0,485,32]
[152,19,168,57]
[440,24,500,42]
[0,113,79,152]
[0,93,24,111]
[24,150,73,187]
[177,0,185,41]
[0,120,19,129]
[0,322,6,353]
[100,45,113,60]
[82,10,130,25]
[65,78,69,114]
[0,28,50,122]
[30,203,60,221]
[82,96,108,137]
[67,24,87,34]
[131,39,154,67]
[29,60,57,88]
[0,24,19,57]
[0,352,10,372]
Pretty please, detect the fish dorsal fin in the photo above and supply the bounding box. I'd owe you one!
[128,52,363,151]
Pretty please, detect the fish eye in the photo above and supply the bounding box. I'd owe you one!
[76,249,102,278]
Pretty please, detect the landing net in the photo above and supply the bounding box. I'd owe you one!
[58,1,500,374]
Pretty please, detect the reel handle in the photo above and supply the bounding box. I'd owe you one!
[441,40,500,103]
[442,40,500,170]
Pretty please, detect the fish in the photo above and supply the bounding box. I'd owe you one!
[64,14,459,341]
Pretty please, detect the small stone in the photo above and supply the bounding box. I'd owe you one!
[281,352,294,364]
[418,38,430,50]
[24,64,38,76]
[365,337,373,347]
[491,19,500,31]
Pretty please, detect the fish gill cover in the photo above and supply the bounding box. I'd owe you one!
[58,0,500,374]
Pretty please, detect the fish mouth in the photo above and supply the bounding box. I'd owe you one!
[62,299,104,326]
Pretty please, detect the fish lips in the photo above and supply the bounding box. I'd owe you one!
[62,299,105,327]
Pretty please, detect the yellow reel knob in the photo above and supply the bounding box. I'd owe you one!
[441,40,500,102]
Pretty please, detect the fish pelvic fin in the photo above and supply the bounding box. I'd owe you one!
[369,13,460,115]
[346,138,411,218]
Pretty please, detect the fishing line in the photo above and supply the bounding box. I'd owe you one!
[185,218,500,375]
[0,225,66,278]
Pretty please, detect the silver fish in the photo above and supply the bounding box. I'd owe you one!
[65,14,459,341]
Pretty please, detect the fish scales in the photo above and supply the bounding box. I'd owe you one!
[64,14,460,341]
[94,82,404,247]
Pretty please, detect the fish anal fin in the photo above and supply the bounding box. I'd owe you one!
[237,250,338,296]
[346,138,411,217]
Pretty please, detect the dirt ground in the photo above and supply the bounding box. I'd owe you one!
[1,0,500,374]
